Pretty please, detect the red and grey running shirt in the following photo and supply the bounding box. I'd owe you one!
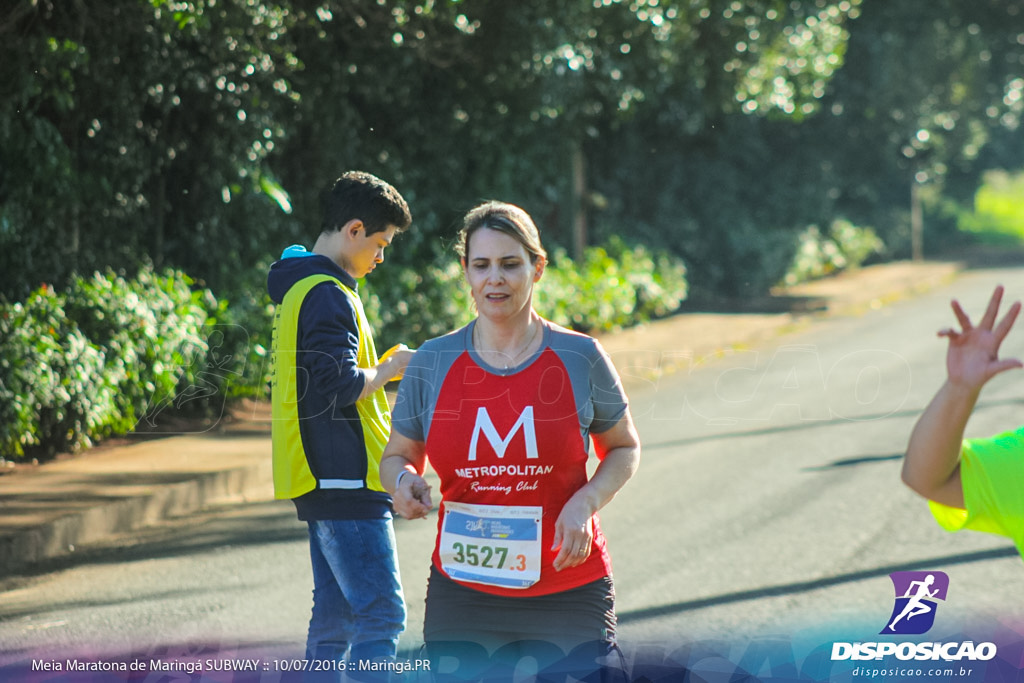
[392,318,629,597]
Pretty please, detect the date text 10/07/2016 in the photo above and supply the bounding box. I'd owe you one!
[30,658,432,675]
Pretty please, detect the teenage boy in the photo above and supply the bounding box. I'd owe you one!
[267,171,415,670]
[902,284,1024,558]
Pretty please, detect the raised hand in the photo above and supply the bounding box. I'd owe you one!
[939,285,1023,392]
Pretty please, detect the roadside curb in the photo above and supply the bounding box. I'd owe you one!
[0,435,272,578]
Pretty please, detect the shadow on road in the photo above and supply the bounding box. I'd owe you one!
[801,453,904,471]
[641,396,1024,454]
[617,546,1019,625]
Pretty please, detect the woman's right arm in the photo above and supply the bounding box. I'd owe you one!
[381,431,433,519]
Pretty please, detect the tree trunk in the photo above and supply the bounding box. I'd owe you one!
[571,142,587,262]
[154,179,166,267]
[910,179,923,262]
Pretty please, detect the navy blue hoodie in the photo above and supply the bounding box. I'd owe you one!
[267,246,392,520]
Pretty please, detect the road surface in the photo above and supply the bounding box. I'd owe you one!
[2,265,1023,676]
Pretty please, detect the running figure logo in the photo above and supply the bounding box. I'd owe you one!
[881,571,949,635]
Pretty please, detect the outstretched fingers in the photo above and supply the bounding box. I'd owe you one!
[994,300,1022,343]
[946,287,1021,341]
[979,285,1005,330]
[990,357,1024,378]
[950,299,972,332]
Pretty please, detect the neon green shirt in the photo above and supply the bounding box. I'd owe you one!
[929,427,1024,560]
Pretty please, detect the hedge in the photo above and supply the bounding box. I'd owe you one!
[0,267,213,461]
[0,240,689,462]
[2,221,893,464]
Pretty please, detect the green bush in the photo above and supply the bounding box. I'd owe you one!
[606,237,689,322]
[536,247,637,332]
[209,290,275,401]
[0,268,214,461]
[0,285,115,460]
[363,239,688,343]
[723,223,804,298]
[363,261,475,349]
[0,238,687,461]
[530,239,688,333]
[956,170,1024,246]
[781,219,884,287]
[362,238,690,349]
[63,267,213,425]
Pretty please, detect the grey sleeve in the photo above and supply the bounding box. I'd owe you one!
[392,329,470,442]
[391,356,429,442]
[391,344,452,442]
[588,340,629,434]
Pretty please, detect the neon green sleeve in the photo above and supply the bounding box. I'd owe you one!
[928,427,1024,558]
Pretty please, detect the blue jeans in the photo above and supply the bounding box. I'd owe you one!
[305,517,406,669]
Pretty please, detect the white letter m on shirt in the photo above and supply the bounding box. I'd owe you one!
[467,406,539,461]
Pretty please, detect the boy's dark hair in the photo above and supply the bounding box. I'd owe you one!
[320,171,412,236]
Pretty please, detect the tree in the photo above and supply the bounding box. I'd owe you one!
[7,0,1016,304]
[815,0,1024,258]
[0,0,301,299]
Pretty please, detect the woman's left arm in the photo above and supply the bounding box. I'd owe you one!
[552,409,641,571]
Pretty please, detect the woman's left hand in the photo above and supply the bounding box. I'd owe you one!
[552,492,596,571]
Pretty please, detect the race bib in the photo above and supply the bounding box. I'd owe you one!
[439,501,542,589]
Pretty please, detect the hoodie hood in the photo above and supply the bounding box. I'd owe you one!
[267,245,357,304]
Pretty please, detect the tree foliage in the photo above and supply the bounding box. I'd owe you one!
[4,0,1024,459]
[0,0,299,299]
[1,0,1022,301]
[812,0,1024,254]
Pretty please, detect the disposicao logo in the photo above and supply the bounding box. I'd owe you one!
[830,570,997,663]
[881,571,949,635]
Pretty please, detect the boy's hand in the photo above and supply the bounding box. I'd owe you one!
[940,285,1022,391]
[379,344,415,381]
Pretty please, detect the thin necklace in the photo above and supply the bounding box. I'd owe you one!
[474,319,541,370]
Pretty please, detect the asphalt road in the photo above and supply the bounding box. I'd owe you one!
[2,265,1024,673]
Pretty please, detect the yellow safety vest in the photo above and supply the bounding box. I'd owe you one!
[270,273,391,499]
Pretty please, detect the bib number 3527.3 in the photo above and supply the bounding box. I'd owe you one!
[439,501,542,589]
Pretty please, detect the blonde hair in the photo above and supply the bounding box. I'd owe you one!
[456,201,547,264]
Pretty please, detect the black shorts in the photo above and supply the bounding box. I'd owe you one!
[423,565,617,652]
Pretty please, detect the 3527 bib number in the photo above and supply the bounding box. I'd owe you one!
[449,541,527,571]
[439,502,541,589]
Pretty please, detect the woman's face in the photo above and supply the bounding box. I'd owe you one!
[463,227,543,323]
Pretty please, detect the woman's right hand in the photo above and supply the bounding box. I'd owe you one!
[394,472,433,520]
[380,431,431,519]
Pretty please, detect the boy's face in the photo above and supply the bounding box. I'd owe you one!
[334,221,398,279]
